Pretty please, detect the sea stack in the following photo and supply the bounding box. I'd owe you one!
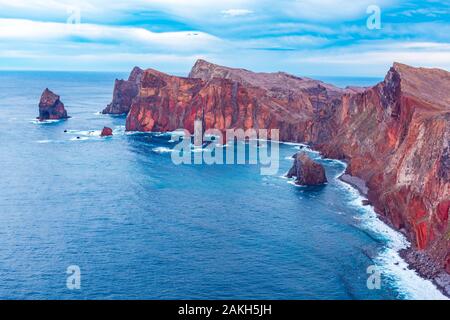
[287,152,327,186]
[38,88,69,121]
[100,126,113,137]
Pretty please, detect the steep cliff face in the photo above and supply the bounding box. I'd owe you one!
[319,63,450,278]
[123,60,449,282]
[102,66,143,114]
[127,61,345,143]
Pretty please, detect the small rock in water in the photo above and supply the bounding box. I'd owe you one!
[100,126,113,137]
[362,199,372,206]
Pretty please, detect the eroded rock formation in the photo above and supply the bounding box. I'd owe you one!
[287,152,327,185]
[119,60,450,290]
[126,61,345,144]
[38,88,69,121]
[102,67,144,114]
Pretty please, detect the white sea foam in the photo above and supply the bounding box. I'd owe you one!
[153,130,187,138]
[152,147,173,154]
[113,125,126,135]
[125,130,147,136]
[281,141,303,146]
[287,180,302,187]
[65,129,101,136]
[335,169,448,300]
[191,146,204,153]
[36,140,52,144]
[30,119,62,125]
[153,132,170,137]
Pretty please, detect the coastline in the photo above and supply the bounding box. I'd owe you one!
[399,248,450,297]
[336,170,450,298]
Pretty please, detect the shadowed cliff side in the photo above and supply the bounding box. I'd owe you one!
[318,63,450,290]
[102,66,143,114]
[126,61,346,143]
[121,59,449,293]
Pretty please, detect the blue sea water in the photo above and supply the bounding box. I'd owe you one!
[0,71,445,300]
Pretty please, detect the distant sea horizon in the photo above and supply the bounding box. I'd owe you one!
[0,69,384,89]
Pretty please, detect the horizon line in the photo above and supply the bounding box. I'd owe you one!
[0,68,385,80]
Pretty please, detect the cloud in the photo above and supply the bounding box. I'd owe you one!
[221,9,254,17]
[282,40,450,76]
[278,0,396,22]
[0,0,397,24]
[0,18,223,53]
[0,0,448,75]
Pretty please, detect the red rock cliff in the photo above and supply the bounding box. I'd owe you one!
[127,61,345,144]
[102,66,143,114]
[124,60,450,288]
[319,63,450,282]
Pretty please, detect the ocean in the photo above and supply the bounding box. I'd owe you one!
[0,71,445,299]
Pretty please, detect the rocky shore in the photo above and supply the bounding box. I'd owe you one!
[340,170,450,297]
[103,59,449,295]
[339,173,368,196]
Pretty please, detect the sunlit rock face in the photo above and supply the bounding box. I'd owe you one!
[319,63,450,274]
[123,59,450,277]
[126,60,346,144]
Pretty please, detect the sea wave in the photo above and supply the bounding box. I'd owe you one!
[30,119,64,125]
[152,147,173,154]
[286,180,303,187]
[66,129,102,137]
[336,169,448,300]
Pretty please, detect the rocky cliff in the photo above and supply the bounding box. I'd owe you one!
[121,59,449,292]
[126,61,346,144]
[38,88,69,121]
[319,63,450,289]
[102,66,143,114]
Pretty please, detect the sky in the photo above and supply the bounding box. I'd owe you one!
[0,0,449,76]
